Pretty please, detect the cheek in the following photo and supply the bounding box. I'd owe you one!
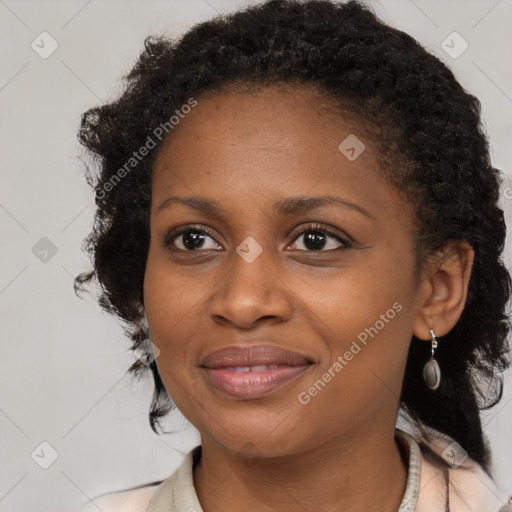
[143,247,218,386]
[294,260,409,339]
[143,246,203,332]
[295,258,415,395]
[143,255,187,374]
[143,260,200,413]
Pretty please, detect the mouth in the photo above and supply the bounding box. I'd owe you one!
[201,344,315,399]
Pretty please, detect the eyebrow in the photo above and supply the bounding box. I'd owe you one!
[156,195,375,221]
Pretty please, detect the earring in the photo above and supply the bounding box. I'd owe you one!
[423,329,441,390]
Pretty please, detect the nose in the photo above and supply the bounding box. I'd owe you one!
[207,244,293,329]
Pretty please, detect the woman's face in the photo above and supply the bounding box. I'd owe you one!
[144,84,426,457]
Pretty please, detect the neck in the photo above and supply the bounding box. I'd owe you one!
[193,423,408,512]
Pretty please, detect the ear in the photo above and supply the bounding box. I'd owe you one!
[412,240,475,340]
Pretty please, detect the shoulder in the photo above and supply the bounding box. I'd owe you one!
[417,439,509,512]
[78,446,202,512]
[396,427,510,511]
[78,483,161,512]
[146,445,203,511]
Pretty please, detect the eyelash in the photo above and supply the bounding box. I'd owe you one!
[162,223,353,252]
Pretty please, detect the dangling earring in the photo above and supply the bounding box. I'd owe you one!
[423,329,441,390]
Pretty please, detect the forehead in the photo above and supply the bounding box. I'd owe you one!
[151,84,407,224]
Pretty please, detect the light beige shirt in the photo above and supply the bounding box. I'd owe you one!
[80,428,511,512]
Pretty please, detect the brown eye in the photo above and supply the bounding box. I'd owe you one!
[289,224,352,252]
[163,226,221,251]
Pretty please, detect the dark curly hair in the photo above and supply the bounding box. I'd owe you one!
[74,0,511,476]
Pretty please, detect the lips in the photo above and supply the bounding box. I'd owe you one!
[201,344,313,369]
[201,344,315,399]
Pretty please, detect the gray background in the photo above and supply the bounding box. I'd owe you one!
[0,0,511,511]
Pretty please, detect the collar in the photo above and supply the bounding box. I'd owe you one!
[147,428,421,512]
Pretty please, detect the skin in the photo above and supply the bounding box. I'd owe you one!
[143,83,474,512]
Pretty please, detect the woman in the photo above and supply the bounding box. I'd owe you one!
[76,0,512,510]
